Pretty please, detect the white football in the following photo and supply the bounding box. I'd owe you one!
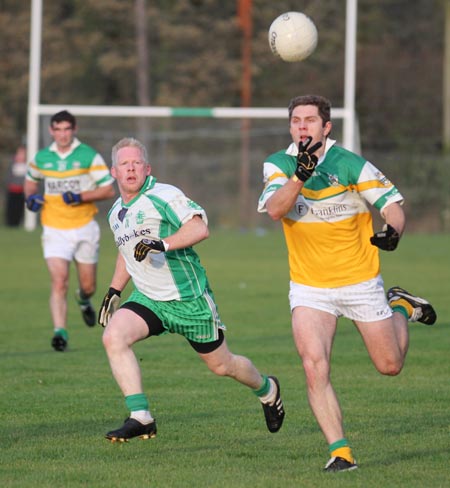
[268,11,318,62]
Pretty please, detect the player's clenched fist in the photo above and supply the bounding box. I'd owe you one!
[134,239,169,262]
[370,224,400,251]
[62,191,82,205]
[26,194,45,212]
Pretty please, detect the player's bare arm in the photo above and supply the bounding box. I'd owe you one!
[382,202,406,236]
[75,183,116,204]
[266,136,322,221]
[110,252,131,291]
[265,178,304,221]
[24,179,39,198]
[370,202,405,251]
[163,215,209,250]
[134,215,210,262]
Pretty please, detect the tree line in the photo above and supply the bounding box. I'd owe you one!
[0,0,445,157]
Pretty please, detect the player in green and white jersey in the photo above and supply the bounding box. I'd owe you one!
[98,137,285,442]
[258,95,437,472]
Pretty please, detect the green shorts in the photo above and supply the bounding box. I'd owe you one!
[125,286,226,343]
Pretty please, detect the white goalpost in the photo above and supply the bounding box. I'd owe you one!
[25,0,358,231]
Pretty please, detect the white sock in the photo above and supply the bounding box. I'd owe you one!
[130,410,154,424]
[259,378,276,405]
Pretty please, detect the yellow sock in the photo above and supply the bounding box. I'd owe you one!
[331,446,354,464]
[390,298,414,319]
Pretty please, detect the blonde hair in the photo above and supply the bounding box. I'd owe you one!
[111,137,149,166]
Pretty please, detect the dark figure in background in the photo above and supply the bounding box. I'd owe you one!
[5,145,27,227]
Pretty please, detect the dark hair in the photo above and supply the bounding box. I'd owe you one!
[288,95,331,126]
[50,110,76,128]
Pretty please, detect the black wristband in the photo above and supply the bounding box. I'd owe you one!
[109,287,121,297]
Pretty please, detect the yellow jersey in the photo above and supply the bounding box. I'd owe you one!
[258,139,404,288]
[26,138,114,229]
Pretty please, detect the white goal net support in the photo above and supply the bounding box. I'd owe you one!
[24,106,359,231]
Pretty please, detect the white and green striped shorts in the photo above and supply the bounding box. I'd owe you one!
[124,286,226,343]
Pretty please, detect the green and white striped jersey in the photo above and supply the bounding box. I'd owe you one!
[108,176,208,301]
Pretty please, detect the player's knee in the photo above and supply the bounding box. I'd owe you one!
[375,358,403,376]
[378,365,403,376]
[102,328,113,350]
[80,284,95,298]
[302,358,330,388]
[52,278,69,294]
[208,361,229,377]
[102,325,122,352]
[205,354,238,377]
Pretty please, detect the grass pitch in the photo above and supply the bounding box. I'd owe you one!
[1,226,449,487]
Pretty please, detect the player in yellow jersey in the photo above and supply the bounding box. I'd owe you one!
[258,95,437,472]
[24,110,116,352]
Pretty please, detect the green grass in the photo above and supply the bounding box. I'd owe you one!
[1,226,449,487]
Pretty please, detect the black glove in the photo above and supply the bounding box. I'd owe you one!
[295,136,323,182]
[62,191,82,205]
[370,224,400,251]
[134,238,169,262]
[26,194,45,212]
[98,287,121,327]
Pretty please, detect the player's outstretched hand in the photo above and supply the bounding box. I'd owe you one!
[295,136,322,182]
[134,239,169,262]
[62,191,82,205]
[98,287,121,327]
[370,224,400,251]
[26,194,45,212]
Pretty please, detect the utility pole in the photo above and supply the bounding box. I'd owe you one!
[135,0,151,147]
[237,0,252,229]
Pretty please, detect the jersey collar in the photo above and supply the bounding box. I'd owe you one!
[49,137,81,158]
[119,176,157,208]
[140,175,157,192]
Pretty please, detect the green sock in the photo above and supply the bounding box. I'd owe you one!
[253,375,271,397]
[329,438,349,453]
[76,289,90,306]
[54,328,68,341]
[125,393,149,412]
[392,305,409,320]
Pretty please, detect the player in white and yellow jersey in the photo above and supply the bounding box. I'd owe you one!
[258,95,437,472]
[97,137,285,442]
[24,110,115,352]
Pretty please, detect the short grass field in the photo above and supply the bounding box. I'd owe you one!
[1,226,449,488]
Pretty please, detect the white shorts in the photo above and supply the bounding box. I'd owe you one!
[289,275,392,323]
[42,220,100,264]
